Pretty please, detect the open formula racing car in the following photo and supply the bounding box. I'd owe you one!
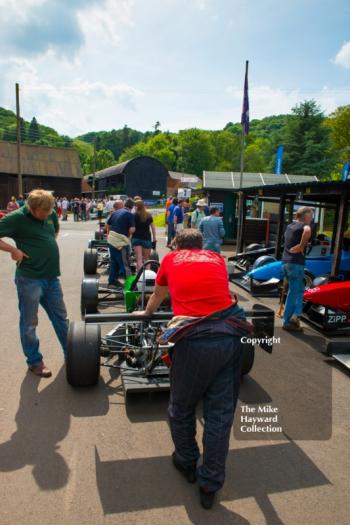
[233,249,350,296]
[302,278,350,369]
[66,261,276,396]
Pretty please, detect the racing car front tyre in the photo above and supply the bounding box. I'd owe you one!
[84,248,98,275]
[66,321,101,387]
[303,270,314,290]
[241,343,255,376]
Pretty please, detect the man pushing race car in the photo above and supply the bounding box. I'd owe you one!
[133,228,252,510]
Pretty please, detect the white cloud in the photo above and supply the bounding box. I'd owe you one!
[0,57,143,136]
[225,84,350,119]
[334,41,350,70]
[78,0,134,47]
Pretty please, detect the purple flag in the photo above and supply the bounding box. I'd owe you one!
[241,60,249,135]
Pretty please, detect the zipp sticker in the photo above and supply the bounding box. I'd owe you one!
[327,314,347,324]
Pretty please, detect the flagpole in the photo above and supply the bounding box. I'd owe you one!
[237,60,249,252]
[238,125,245,189]
[239,60,249,189]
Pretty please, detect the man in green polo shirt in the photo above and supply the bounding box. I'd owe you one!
[0,189,68,377]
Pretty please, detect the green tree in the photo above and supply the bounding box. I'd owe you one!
[96,149,115,170]
[210,130,241,171]
[177,129,215,176]
[2,126,16,141]
[19,117,27,142]
[146,133,176,169]
[327,105,350,162]
[28,117,40,143]
[95,135,102,151]
[72,139,93,173]
[244,143,266,172]
[153,121,161,134]
[84,148,116,173]
[119,142,149,162]
[282,100,333,177]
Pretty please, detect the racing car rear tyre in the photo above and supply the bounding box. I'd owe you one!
[66,321,101,386]
[84,248,98,275]
[241,343,255,376]
[252,255,276,270]
[81,277,99,317]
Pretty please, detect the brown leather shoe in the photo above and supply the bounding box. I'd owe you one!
[29,362,52,378]
[283,321,303,332]
[291,315,302,327]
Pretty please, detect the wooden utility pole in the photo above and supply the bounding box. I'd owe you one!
[16,83,23,196]
[92,137,97,199]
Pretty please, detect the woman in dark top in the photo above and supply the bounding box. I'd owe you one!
[132,200,156,270]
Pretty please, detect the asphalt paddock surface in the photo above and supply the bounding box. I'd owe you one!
[1,220,350,525]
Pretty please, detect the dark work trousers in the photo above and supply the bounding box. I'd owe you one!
[168,332,243,492]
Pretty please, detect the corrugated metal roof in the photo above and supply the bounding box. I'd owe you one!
[203,171,318,190]
[243,179,350,194]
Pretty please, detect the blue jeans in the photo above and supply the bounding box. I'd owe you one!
[108,244,131,283]
[168,333,243,492]
[283,263,305,325]
[15,276,69,366]
[167,222,174,245]
[204,241,221,253]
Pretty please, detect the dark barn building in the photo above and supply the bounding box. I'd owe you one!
[94,156,168,199]
[0,141,82,208]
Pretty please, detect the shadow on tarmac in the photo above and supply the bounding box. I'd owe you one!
[125,377,272,425]
[95,440,330,524]
[0,366,110,490]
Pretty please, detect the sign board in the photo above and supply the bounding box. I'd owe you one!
[181,176,197,183]
[342,162,350,182]
[210,202,224,214]
[152,190,161,196]
[177,188,191,199]
[275,145,284,175]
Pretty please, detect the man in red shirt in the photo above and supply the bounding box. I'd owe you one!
[136,229,249,509]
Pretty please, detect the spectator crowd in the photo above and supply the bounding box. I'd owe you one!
[3,195,118,222]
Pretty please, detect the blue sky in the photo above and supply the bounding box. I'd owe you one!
[0,0,349,136]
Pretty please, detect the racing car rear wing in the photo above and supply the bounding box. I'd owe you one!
[228,246,275,262]
[84,305,275,353]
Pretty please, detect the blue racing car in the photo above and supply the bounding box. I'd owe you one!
[246,251,350,289]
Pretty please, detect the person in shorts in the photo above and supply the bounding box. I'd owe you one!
[96,200,104,223]
[132,200,156,270]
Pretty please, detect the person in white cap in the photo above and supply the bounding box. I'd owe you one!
[191,199,206,229]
